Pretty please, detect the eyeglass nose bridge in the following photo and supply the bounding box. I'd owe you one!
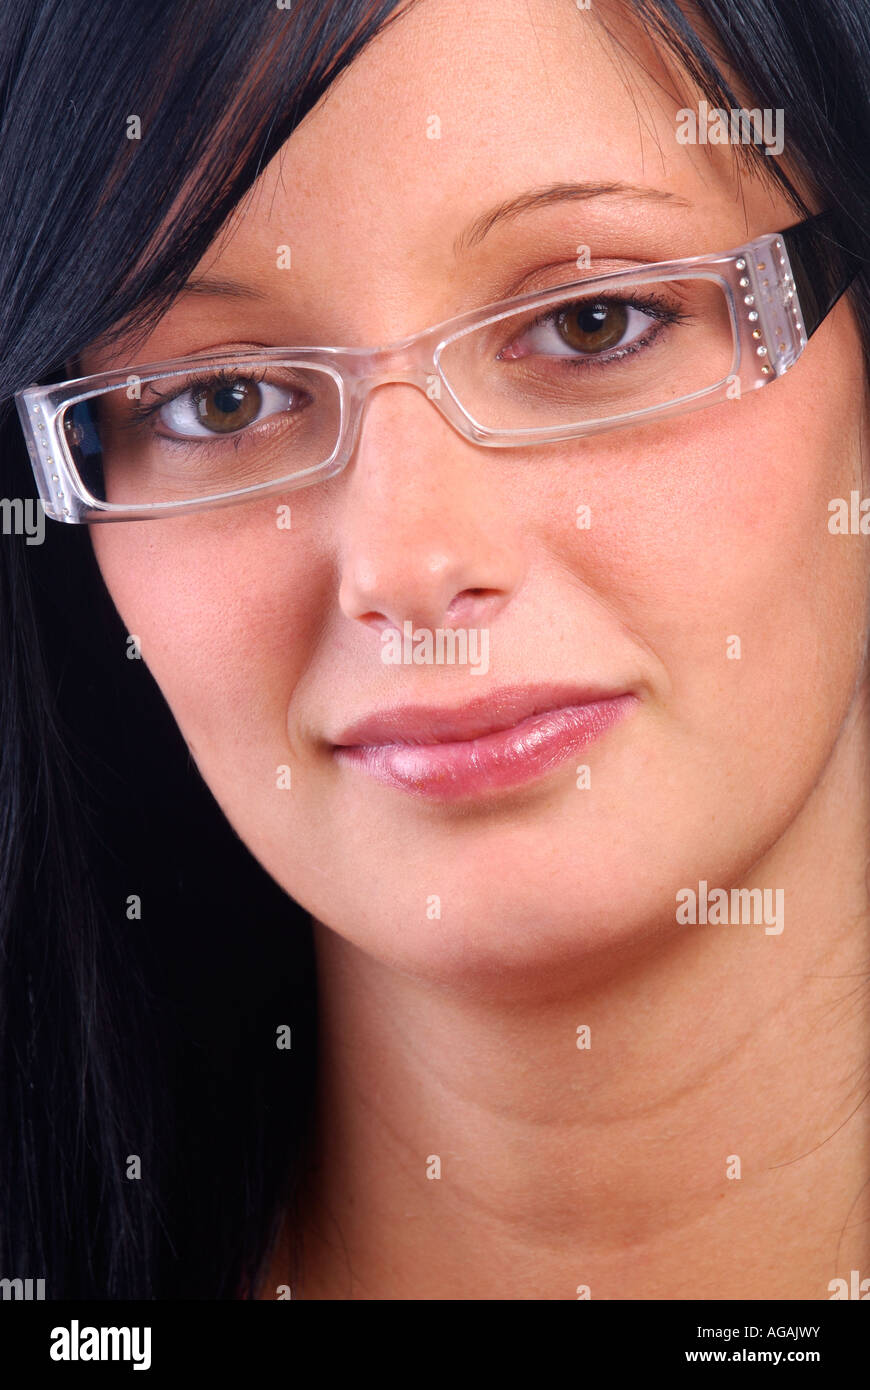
[335,325,441,388]
[333,329,472,458]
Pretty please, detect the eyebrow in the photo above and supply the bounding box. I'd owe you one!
[175,182,687,301]
[453,181,688,255]
[179,275,270,300]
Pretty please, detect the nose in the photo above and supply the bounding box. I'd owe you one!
[336,381,525,636]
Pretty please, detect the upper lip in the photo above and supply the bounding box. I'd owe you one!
[331,683,629,748]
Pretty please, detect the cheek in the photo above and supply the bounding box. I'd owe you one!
[90,502,326,768]
[540,338,869,779]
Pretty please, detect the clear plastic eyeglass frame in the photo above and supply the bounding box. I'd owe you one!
[14,213,860,523]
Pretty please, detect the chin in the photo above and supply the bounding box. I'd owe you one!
[286,830,681,988]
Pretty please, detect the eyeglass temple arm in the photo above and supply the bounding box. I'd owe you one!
[781,211,865,339]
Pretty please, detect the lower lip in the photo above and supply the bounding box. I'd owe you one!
[333,695,636,800]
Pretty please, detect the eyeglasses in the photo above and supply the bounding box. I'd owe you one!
[15,213,862,524]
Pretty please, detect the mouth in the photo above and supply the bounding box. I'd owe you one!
[330,684,637,800]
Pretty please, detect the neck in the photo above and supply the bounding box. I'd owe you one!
[281,689,870,1300]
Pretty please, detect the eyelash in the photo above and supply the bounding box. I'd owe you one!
[122,290,690,445]
[127,366,273,428]
[515,291,691,368]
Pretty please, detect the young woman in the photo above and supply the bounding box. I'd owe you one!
[1,0,868,1300]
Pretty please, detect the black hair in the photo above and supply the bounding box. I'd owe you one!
[0,0,867,1299]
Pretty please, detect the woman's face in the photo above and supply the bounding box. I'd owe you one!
[87,0,868,985]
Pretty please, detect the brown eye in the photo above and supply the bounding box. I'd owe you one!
[193,379,262,433]
[556,302,628,354]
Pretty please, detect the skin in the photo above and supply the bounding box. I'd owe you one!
[83,0,870,1298]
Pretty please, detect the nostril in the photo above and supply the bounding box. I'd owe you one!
[445,587,502,621]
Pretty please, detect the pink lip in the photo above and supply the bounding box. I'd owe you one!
[331,685,637,800]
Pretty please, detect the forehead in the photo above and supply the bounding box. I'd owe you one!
[207,0,782,270]
[84,0,790,371]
